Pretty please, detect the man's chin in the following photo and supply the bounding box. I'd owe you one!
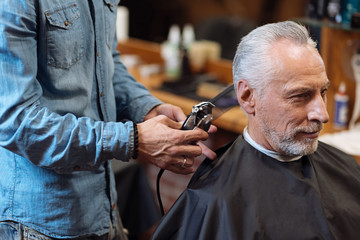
[281,138,319,156]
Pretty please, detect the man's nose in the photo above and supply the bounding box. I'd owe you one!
[308,95,329,123]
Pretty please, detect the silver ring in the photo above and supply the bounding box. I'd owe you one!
[181,156,187,168]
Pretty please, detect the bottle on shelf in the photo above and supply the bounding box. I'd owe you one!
[327,0,342,23]
[334,81,350,129]
[161,25,181,80]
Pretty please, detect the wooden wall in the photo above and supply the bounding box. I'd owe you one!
[119,0,309,43]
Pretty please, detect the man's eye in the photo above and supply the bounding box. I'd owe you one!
[321,88,328,97]
[289,92,312,103]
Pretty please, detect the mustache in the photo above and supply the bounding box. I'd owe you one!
[294,122,323,134]
[280,122,323,144]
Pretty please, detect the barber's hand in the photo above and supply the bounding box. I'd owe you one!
[138,115,211,174]
[145,104,217,160]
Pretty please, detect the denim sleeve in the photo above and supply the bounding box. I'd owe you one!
[0,2,140,173]
[111,37,163,123]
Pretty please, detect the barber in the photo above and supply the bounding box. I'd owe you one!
[0,1,216,239]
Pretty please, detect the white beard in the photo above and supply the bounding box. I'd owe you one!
[257,112,322,156]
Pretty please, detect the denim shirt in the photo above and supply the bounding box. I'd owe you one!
[0,0,162,238]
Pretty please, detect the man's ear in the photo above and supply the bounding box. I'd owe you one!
[236,79,255,114]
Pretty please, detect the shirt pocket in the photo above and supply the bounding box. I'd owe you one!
[103,0,120,49]
[45,3,84,69]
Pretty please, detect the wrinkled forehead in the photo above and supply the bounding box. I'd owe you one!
[264,40,328,92]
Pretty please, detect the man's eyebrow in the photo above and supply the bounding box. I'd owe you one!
[285,81,330,96]
[285,87,313,96]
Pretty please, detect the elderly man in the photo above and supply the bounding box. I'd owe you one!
[152,21,360,240]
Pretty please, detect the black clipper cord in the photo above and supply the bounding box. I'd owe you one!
[156,102,214,216]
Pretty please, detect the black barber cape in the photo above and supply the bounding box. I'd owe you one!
[152,135,360,240]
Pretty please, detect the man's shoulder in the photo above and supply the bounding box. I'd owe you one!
[315,141,359,164]
[311,141,360,175]
[188,135,255,188]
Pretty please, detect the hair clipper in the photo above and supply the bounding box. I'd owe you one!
[181,102,215,131]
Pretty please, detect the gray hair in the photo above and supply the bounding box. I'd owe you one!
[232,21,317,95]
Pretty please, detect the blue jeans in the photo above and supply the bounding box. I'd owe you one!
[0,218,128,240]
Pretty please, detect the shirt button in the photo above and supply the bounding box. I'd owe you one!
[73,166,80,171]
[100,92,104,97]
[112,203,116,210]
[64,21,69,26]
[96,52,99,57]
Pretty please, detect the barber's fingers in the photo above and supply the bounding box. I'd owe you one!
[168,144,203,158]
[207,124,217,134]
[152,144,201,166]
[179,128,209,143]
[197,142,217,160]
[167,104,187,122]
[159,143,215,175]
[154,115,183,129]
[166,155,196,174]
[148,145,199,175]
